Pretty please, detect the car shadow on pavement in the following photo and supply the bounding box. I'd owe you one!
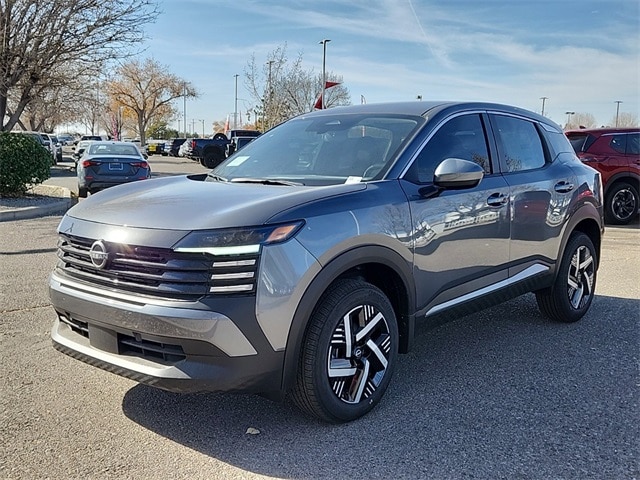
[121,293,639,479]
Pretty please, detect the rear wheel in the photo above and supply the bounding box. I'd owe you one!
[203,149,224,168]
[536,232,597,323]
[78,186,88,198]
[291,279,398,423]
[605,181,638,225]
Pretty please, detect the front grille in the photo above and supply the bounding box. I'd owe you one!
[56,233,260,300]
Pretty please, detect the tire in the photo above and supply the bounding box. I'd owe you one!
[291,279,398,423]
[605,181,639,225]
[203,150,224,168]
[78,186,88,198]
[536,232,597,323]
[213,133,227,141]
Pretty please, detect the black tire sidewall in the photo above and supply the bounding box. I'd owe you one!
[307,280,399,422]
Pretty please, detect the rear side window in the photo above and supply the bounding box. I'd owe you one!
[627,133,640,155]
[492,115,545,172]
[609,134,627,154]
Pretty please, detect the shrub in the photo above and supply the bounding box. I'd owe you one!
[0,131,52,197]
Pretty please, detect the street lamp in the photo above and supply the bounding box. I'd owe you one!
[540,96,548,116]
[183,82,187,138]
[266,60,275,129]
[565,111,575,128]
[234,74,239,129]
[319,39,331,109]
[200,119,205,137]
[615,100,622,127]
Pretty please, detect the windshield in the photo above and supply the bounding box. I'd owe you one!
[212,113,422,186]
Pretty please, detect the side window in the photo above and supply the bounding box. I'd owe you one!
[625,133,639,155]
[493,115,546,172]
[609,134,626,154]
[410,114,491,183]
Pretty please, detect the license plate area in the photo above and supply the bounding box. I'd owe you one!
[109,163,123,170]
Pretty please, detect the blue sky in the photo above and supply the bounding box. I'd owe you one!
[143,0,639,131]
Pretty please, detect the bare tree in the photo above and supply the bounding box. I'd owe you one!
[245,44,350,129]
[609,112,639,128]
[0,0,160,131]
[105,58,197,145]
[566,112,597,130]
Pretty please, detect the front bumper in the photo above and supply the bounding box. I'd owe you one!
[49,272,285,394]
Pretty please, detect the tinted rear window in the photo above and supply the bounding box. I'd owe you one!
[566,133,592,153]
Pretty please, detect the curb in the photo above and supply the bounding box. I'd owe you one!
[0,185,77,222]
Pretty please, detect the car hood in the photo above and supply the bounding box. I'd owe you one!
[66,174,366,230]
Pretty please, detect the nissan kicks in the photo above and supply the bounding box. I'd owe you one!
[50,102,603,423]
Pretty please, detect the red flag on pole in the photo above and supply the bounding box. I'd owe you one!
[314,81,341,110]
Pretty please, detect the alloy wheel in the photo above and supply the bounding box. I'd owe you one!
[567,245,595,310]
[326,304,392,404]
[611,188,636,222]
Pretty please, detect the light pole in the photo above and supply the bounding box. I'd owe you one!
[565,111,575,129]
[319,39,331,109]
[200,119,205,137]
[183,82,187,138]
[234,74,239,129]
[266,60,275,129]
[540,96,548,116]
[615,100,622,127]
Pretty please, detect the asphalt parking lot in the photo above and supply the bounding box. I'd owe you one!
[1,155,638,479]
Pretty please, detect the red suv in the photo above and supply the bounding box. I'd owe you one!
[566,128,639,224]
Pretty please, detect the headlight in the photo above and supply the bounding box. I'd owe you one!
[173,221,304,255]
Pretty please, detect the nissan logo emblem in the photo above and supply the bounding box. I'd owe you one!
[89,240,109,269]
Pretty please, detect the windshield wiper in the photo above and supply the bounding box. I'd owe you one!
[207,173,228,182]
[230,177,302,186]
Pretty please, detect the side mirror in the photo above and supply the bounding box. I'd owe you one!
[433,158,484,189]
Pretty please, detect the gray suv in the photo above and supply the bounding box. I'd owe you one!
[49,102,603,423]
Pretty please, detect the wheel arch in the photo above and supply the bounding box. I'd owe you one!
[558,204,603,275]
[280,245,415,394]
[603,172,640,196]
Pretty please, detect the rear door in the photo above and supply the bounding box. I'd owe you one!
[488,113,576,275]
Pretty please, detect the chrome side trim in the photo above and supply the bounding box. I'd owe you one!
[425,264,549,317]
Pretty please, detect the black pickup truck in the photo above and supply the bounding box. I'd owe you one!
[188,130,261,168]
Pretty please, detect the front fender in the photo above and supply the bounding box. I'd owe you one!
[280,244,415,394]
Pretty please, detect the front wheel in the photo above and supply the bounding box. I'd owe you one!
[536,232,597,323]
[291,279,398,423]
[605,181,639,225]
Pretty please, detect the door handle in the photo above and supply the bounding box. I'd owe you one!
[554,181,574,193]
[487,192,508,207]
